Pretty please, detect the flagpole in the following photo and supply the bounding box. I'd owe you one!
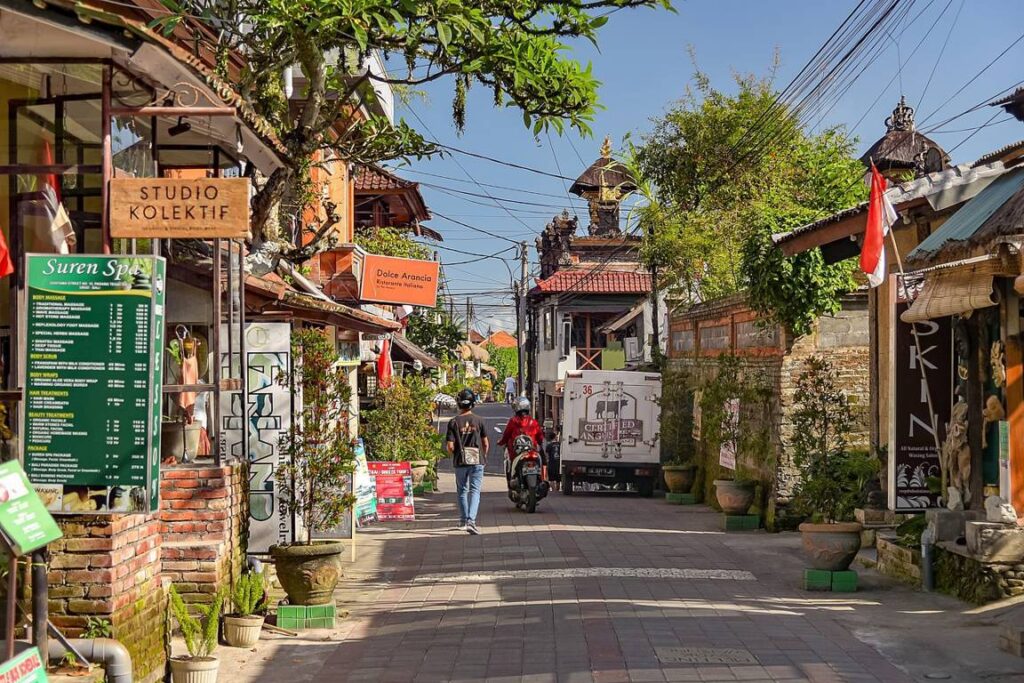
[884,221,947,499]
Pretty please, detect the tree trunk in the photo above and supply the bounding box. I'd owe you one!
[251,166,293,243]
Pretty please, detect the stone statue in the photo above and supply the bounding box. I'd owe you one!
[992,340,1006,389]
[982,394,1005,449]
[986,495,1018,525]
[942,400,971,509]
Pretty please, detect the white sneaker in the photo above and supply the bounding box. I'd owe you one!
[467,521,480,535]
[457,522,468,531]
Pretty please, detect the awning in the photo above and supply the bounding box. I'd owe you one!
[908,168,1024,264]
[901,260,1001,323]
[391,334,440,369]
[600,301,645,334]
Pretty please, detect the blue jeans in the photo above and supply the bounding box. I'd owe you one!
[455,464,485,524]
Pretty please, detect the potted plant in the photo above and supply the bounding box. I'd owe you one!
[364,375,444,467]
[168,584,224,683]
[658,368,697,494]
[791,357,877,571]
[223,571,266,648]
[713,477,756,514]
[272,329,357,606]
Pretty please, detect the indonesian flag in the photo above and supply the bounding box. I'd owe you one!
[860,163,898,288]
[376,338,393,389]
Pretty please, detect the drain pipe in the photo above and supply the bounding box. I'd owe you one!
[49,639,132,683]
[921,526,935,592]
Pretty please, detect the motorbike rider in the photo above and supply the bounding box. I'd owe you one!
[498,397,544,487]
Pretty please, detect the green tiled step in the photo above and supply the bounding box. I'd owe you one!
[723,514,761,531]
[803,569,858,592]
[276,603,337,630]
[665,492,697,505]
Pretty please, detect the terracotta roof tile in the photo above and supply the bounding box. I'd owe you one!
[533,270,651,294]
[354,165,416,192]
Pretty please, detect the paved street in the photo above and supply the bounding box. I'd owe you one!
[220,467,1024,683]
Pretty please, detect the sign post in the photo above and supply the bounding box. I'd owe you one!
[22,254,166,513]
[109,178,250,239]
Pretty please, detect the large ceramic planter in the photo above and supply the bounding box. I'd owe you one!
[223,614,264,648]
[799,522,864,571]
[270,541,345,606]
[663,465,696,494]
[714,479,755,515]
[410,460,429,487]
[170,656,219,683]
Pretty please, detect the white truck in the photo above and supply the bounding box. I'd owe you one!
[559,370,662,497]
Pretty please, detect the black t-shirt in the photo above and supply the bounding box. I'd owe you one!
[446,412,488,466]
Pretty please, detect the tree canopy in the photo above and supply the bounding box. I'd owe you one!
[156,0,672,261]
[633,68,866,334]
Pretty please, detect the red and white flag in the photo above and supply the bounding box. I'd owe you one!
[860,163,898,288]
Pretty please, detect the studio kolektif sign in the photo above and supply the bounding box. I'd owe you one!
[110,177,250,239]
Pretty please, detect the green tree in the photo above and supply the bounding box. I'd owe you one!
[363,375,443,462]
[155,0,671,260]
[486,343,518,382]
[406,295,463,363]
[355,227,432,260]
[633,67,865,330]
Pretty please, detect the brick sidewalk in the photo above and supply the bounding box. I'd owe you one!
[220,470,1024,682]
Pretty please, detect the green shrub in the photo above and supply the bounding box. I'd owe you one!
[169,585,224,659]
[83,617,112,639]
[789,357,878,523]
[232,572,266,617]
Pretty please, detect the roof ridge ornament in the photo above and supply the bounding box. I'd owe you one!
[600,135,612,159]
[886,95,916,133]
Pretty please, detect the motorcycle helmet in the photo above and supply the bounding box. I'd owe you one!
[456,388,477,409]
[513,396,531,416]
[513,434,534,454]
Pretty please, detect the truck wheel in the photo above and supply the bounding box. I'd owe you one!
[638,479,654,498]
[563,476,574,496]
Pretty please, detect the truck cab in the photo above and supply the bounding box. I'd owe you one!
[559,370,661,497]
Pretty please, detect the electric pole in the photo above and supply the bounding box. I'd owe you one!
[517,241,528,398]
[648,223,661,364]
[465,298,472,341]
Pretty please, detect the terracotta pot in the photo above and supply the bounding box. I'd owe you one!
[223,614,264,648]
[713,479,755,515]
[410,460,429,486]
[170,656,219,683]
[662,465,695,494]
[799,522,864,571]
[270,541,344,605]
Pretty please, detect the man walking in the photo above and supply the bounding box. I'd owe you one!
[504,375,517,404]
[446,388,489,534]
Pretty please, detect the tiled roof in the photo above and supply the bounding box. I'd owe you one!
[354,165,416,192]
[533,270,651,294]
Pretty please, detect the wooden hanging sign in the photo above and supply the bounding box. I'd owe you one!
[110,177,250,239]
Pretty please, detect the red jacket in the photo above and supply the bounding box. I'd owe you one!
[498,415,544,459]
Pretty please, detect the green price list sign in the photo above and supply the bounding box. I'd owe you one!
[22,254,166,514]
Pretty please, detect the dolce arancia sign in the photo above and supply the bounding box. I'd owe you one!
[110,177,251,239]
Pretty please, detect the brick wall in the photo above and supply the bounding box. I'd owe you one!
[46,463,249,682]
[161,464,248,611]
[49,515,166,683]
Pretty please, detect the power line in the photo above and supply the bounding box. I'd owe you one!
[400,167,588,203]
[430,210,521,245]
[916,0,963,112]
[431,142,575,181]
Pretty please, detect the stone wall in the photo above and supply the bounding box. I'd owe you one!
[875,536,922,585]
[666,293,870,529]
[46,463,248,682]
[934,543,1024,605]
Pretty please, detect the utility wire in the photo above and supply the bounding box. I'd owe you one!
[431,210,521,245]
[916,0,964,112]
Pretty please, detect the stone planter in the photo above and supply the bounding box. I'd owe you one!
[270,541,345,606]
[663,465,695,494]
[410,460,429,487]
[799,522,864,571]
[170,656,219,683]
[713,479,755,514]
[223,614,264,648]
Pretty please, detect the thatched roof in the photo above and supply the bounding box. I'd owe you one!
[569,137,637,196]
[860,97,949,173]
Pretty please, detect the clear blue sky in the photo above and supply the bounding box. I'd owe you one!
[388,0,1024,333]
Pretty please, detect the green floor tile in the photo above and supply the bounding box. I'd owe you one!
[831,570,858,592]
[723,514,761,531]
[665,492,697,505]
[803,569,832,591]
